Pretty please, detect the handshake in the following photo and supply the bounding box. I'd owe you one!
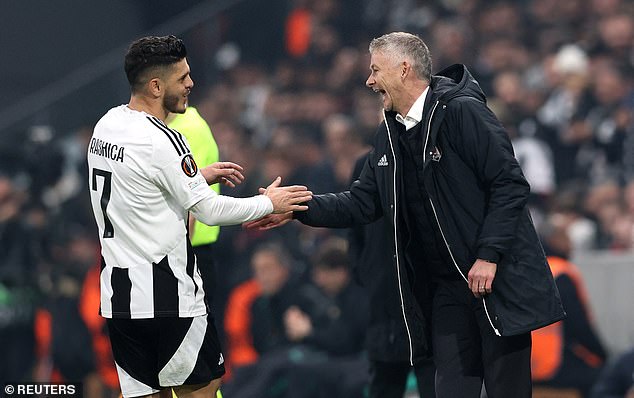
[201,161,311,222]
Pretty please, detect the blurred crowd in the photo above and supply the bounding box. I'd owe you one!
[0,0,633,397]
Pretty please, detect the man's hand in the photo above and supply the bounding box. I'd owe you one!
[263,177,312,214]
[468,259,497,298]
[284,306,312,341]
[243,212,293,230]
[200,162,245,187]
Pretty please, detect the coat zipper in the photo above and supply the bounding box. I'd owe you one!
[423,102,502,336]
[383,110,415,366]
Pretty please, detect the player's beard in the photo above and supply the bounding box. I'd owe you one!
[164,91,186,114]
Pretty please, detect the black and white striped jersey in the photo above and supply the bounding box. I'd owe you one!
[88,105,272,318]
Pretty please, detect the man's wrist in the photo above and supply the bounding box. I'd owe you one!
[477,247,500,263]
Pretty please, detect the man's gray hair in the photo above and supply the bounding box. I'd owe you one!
[369,32,432,82]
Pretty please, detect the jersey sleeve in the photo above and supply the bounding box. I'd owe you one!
[150,133,214,211]
[149,132,273,225]
[189,193,273,226]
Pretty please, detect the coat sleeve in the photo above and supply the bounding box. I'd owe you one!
[449,98,530,262]
[294,149,383,228]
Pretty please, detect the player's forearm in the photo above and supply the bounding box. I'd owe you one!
[190,194,273,226]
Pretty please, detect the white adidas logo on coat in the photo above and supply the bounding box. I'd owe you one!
[377,154,388,166]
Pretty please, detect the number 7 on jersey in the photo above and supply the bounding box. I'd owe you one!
[92,168,115,238]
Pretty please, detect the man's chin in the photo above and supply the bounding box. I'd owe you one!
[172,104,187,114]
[381,98,392,111]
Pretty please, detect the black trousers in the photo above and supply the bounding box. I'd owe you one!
[369,357,435,398]
[432,279,532,398]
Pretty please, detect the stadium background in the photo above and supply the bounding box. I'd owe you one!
[0,0,632,396]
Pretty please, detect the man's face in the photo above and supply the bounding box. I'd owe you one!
[313,267,349,297]
[366,51,404,113]
[252,251,289,296]
[162,58,194,114]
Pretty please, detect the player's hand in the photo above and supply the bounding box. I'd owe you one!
[243,212,293,230]
[468,259,497,298]
[263,176,312,214]
[200,162,245,187]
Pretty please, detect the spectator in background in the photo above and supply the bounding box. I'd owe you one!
[79,259,120,398]
[348,153,435,398]
[0,174,39,382]
[548,188,598,252]
[583,180,625,250]
[595,13,634,61]
[322,114,370,191]
[22,125,67,209]
[283,236,370,398]
[223,279,260,376]
[489,69,556,223]
[430,19,474,69]
[243,243,301,358]
[533,215,607,397]
[222,242,302,397]
[585,61,633,184]
[33,227,100,395]
[537,44,596,185]
[285,126,337,195]
[590,346,634,398]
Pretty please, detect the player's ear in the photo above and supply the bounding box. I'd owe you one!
[148,77,162,98]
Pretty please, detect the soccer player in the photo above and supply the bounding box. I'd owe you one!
[87,35,311,398]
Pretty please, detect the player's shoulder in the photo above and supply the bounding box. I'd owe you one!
[95,105,154,136]
[146,115,191,157]
[94,105,191,158]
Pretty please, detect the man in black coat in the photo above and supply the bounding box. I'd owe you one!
[246,31,565,398]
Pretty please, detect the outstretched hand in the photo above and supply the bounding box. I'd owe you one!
[263,176,312,214]
[243,176,312,231]
[243,212,293,230]
[200,162,245,188]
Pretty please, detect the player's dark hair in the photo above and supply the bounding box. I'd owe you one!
[124,35,187,92]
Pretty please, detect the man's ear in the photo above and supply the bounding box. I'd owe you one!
[401,61,410,79]
[148,77,162,98]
